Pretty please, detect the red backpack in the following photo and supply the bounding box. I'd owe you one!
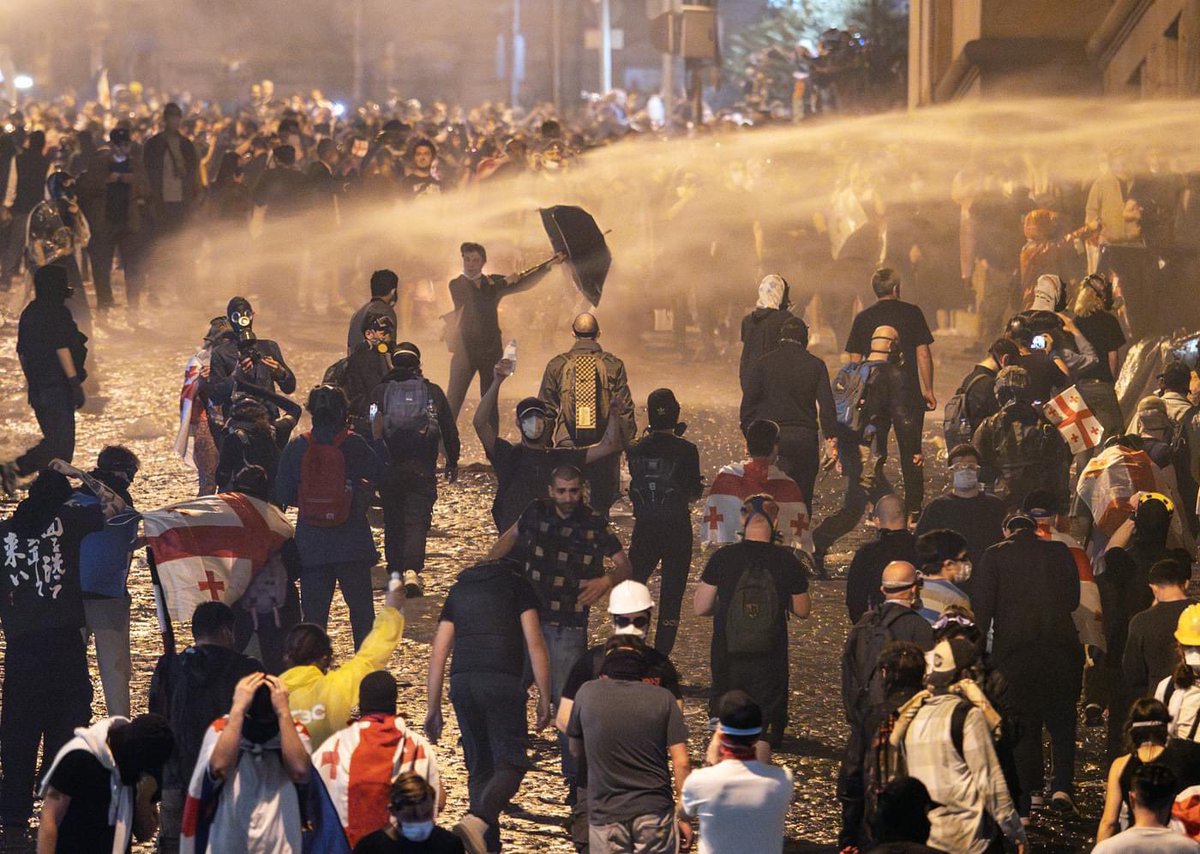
[297,431,352,527]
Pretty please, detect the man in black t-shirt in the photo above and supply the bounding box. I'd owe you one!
[845,268,935,518]
[37,714,174,854]
[400,138,441,197]
[424,559,550,854]
[915,443,1007,567]
[694,495,811,746]
[473,360,621,533]
[0,466,126,830]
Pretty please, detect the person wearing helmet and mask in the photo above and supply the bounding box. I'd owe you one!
[207,295,296,427]
[539,312,636,517]
[626,390,704,656]
[474,358,625,535]
[973,509,1083,817]
[1,264,90,495]
[1009,274,1102,395]
[694,495,811,747]
[26,169,92,334]
[739,274,795,394]
[274,385,385,649]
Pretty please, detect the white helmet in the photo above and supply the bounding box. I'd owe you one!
[607,581,655,616]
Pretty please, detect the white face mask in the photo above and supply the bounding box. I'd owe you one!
[1186,649,1200,668]
[956,560,973,583]
[400,820,434,842]
[952,467,979,493]
[520,415,545,440]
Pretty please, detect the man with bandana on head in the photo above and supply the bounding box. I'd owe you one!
[694,494,811,747]
[474,358,625,535]
[739,274,795,395]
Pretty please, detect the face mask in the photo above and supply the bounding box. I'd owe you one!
[952,468,979,492]
[956,560,973,583]
[1186,649,1200,668]
[400,821,434,842]
[520,415,544,440]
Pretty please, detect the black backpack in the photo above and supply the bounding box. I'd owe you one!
[725,563,782,656]
[843,606,911,726]
[628,452,683,517]
[943,371,992,450]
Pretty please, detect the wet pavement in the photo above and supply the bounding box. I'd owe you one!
[0,303,1108,852]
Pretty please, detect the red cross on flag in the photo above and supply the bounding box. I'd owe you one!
[1042,384,1105,455]
[699,458,811,551]
[142,492,294,621]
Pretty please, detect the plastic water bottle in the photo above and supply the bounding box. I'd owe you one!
[388,571,402,592]
[503,339,518,373]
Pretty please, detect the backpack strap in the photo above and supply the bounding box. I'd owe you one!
[951,699,972,761]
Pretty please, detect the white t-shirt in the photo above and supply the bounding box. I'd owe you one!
[1092,825,1200,853]
[205,729,308,854]
[680,759,793,854]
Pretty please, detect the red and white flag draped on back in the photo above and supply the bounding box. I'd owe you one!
[1042,385,1105,455]
[142,493,293,621]
[699,458,811,551]
[1076,443,1158,538]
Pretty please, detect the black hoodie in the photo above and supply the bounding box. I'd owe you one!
[739,307,792,389]
[369,369,459,472]
[17,278,87,392]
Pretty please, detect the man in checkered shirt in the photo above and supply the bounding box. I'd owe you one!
[488,463,633,799]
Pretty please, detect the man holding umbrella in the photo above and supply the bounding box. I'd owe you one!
[444,242,563,434]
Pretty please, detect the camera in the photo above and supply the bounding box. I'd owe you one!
[1030,333,1050,351]
[236,328,262,364]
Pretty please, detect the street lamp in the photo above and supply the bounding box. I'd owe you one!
[13,74,33,91]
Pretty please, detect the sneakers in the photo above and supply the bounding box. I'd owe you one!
[0,462,17,497]
[403,569,424,598]
[1051,790,1077,814]
[453,814,489,854]
[1084,703,1105,727]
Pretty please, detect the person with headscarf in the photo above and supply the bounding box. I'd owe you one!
[1,265,89,495]
[0,465,127,833]
[739,273,794,394]
[37,714,174,854]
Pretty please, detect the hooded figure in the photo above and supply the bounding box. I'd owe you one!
[740,274,794,391]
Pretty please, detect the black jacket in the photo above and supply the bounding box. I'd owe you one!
[739,307,792,390]
[143,131,199,208]
[972,529,1081,663]
[845,529,919,623]
[370,370,460,473]
[740,341,838,436]
[208,336,296,418]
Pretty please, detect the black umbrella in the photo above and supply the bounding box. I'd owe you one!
[539,205,611,306]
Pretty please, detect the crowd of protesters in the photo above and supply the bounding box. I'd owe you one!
[3,78,1200,854]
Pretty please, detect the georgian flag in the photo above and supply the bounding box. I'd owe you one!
[314,715,441,849]
[699,458,811,551]
[1042,385,1105,454]
[142,493,293,621]
[1036,523,1104,651]
[1076,444,1158,537]
[173,349,210,468]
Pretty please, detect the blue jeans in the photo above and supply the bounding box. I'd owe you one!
[529,622,587,780]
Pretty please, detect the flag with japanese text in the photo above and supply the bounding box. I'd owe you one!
[1042,385,1105,455]
[315,715,441,849]
[142,492,293,621]
[699,458,811,551]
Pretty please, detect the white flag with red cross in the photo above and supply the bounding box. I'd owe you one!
[142,492,293,621]
[699,458,811,551]
[1042,385,1105,455]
